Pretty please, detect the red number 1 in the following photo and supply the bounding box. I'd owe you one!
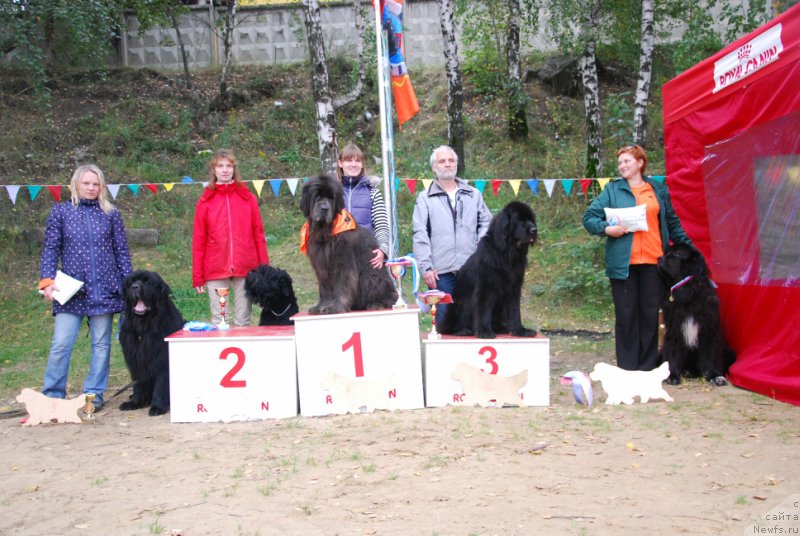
[342,332,364,377]
[220,347,247,388]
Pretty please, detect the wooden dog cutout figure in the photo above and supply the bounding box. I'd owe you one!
[589,362,673,405]
[450,363,528,407]
[319,372,398,414]
[16,388,86,425]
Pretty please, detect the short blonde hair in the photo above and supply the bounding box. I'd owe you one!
[69,164,114,214]
[208,149,242,187]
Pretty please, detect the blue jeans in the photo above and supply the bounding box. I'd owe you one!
[42,313,113,405]
[433,272,457,326]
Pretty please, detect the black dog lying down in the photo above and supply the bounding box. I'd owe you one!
[244,265,299,325]
[657,243,735,386]
[119,270,184,416]
[440,201,539,339]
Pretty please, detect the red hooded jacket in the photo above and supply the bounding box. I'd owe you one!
[192,181,269,287]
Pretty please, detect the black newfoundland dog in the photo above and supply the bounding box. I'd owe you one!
[119,270,184,416]
[440,201,539,339]
[244,264,299,325]
[300,175,396,314]
[658,243,735,386]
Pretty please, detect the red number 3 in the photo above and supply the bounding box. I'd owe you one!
[479,346,498,375]
[220,347,247,388]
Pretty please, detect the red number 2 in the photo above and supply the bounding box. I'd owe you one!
[220,347,247,388]
[479,346,498,375]
[342,332,364,377]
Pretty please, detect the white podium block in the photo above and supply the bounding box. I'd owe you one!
[167,326,297,422]
[423,334,550,407]
[293,308,424,416]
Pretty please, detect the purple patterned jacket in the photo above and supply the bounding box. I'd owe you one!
[39,199,133,316]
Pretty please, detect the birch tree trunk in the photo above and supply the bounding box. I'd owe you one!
[632,0,654,146]
[332,0,366,110]
[579,0,603,177]
[437,0,466,176]
[506,0,528,140]
[219,0,238,102]
[301,0,338,176]
[167,6,192,90]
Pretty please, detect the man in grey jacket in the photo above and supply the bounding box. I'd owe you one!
[413,145,492,324]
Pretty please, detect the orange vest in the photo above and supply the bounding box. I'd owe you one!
[629,183,663,265]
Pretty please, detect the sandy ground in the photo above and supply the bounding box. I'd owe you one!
[2,352,798,536]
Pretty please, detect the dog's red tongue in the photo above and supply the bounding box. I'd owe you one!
[134,300,147,314]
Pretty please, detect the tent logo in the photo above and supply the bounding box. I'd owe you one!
[713,24,783,93]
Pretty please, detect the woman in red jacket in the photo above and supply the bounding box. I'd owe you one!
[192,149,269,327]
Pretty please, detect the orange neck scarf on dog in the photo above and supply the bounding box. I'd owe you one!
[299,209,357,255]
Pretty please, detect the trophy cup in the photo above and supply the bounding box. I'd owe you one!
[82,393,96,420]
[419,290,453,340]
[385,259,413,309]
[214,287,230,330]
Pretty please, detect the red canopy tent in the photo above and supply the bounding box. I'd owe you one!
[662,4,800,405]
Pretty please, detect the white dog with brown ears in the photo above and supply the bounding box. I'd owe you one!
[589,362,673,405]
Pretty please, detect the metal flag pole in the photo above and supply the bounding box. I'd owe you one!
[373,1,397,259]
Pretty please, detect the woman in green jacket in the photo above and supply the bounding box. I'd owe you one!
[583,144,691,371]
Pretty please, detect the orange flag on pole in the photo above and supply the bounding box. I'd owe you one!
[377,0,420,126]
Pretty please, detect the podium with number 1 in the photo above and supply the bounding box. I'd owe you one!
[293,308,424,416]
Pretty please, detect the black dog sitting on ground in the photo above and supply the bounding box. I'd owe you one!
[244,265,299,325]
[119,270,184,416]
[440,201,539,339]
[299,175,396,314]
[657,242,735,386]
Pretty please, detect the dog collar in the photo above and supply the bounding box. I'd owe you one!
[669,275,694,301]
[268,302,293,317]
[299,209,357,255]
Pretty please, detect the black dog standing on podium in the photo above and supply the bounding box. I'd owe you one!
[244,265,300,325]
[299,175,396,314]
[657,242,735,386]
[119,270,184,416]
[440,201,539,339]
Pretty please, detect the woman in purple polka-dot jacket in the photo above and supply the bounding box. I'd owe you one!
[38,164,133,410]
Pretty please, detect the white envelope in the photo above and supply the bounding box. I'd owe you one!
[604,204,649,232]
[42,271,85,305]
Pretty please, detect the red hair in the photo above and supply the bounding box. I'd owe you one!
[616,144,648,176]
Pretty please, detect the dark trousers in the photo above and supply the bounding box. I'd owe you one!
[433,272,457,326]
[609,264,663,371]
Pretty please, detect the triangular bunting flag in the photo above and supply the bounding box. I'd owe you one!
[252,180,265,197]
[651,175,666,183]
[509,180,521,196]
[28,185,42,201]
[562,179,574,197]
[144,184,158,195]
[181,176,194,183]
[526,179,539,196]
[543,179,556,198]
[47,185,62,201]
[5,185,20,205]
[202,182,209,188]
[421,179,433,191]
[579,179,592,196]
[269,179,281,197]
[598,178,611,191]
[128,184,140,197]
[474,180,487,194]
[286,179,299,196]
[164,183,175,192]
[107,184,120,199]
[404,179,417,196]
[394,178,400,192]
[491,179,502,197]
